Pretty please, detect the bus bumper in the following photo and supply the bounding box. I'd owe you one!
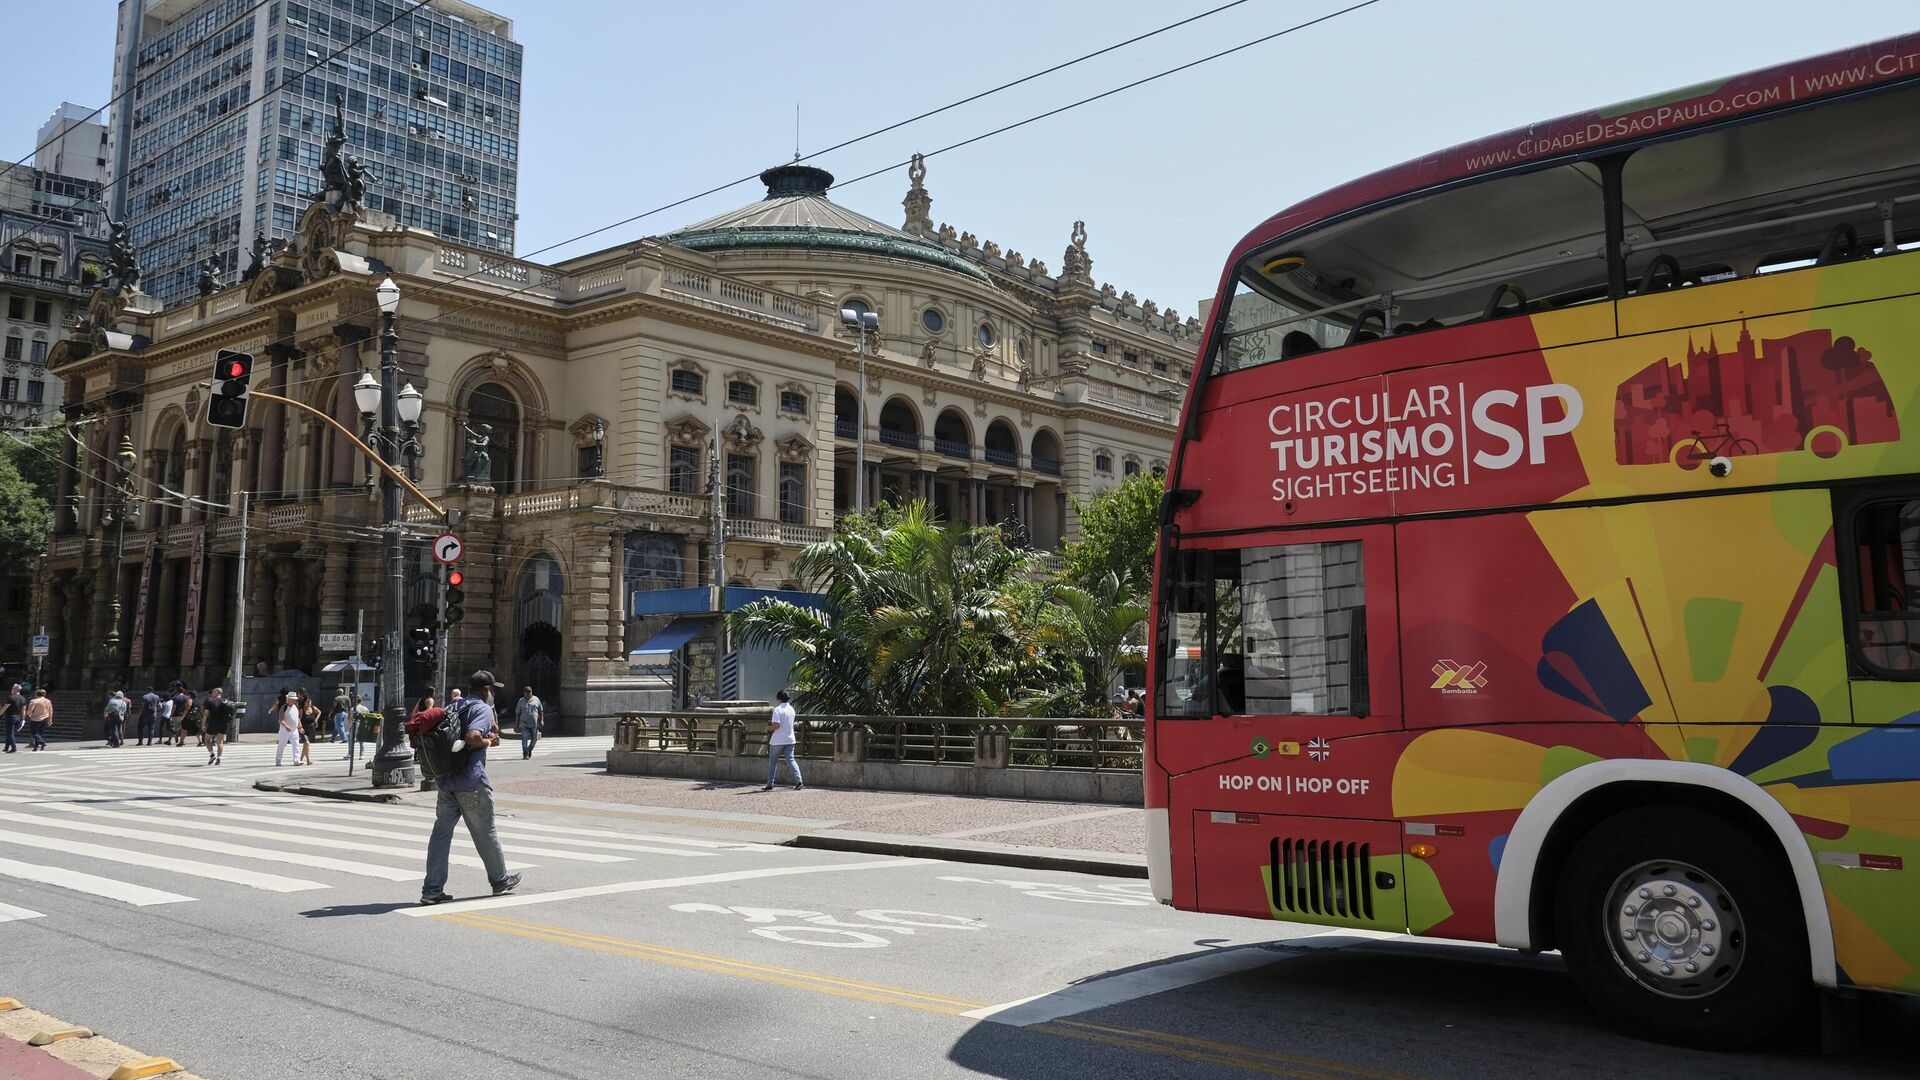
[1146,806,1173,905]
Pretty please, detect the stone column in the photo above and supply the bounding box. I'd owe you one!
[181,442,207,523]
[1017,485,1035,547]
[151,556,182,670]
[55,421,78,533]
[202,552,231,683]
[970,477,986,525]
[245,553,273,675]
[321,543,348,637]
[229,430,256,512]
[270,556,297,670]
[331,324,371,488]
[864,462,881,508]
[1055,490,1069,548]
[259,344,295,497]
[915,468,935,505]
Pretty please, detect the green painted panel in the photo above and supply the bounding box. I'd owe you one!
[1540,744,1603,786]
[1683,597,1744,682]
[1262,856,1407,933]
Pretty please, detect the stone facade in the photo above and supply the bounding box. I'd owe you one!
[33,157,1192,732]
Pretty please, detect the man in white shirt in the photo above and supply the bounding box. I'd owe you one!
[515,686,544,759]
[761,690,803,791]
[273,689,302,766]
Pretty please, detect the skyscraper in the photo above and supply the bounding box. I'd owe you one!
[107,0,522,306]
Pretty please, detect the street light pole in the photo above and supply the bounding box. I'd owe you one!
[840,308,878,513]
[99,435,138,671]
[368,277,415,788]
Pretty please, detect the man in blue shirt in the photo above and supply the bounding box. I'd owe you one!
[419,670,520,904]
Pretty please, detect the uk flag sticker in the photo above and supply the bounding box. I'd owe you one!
[1307,737,1331,762]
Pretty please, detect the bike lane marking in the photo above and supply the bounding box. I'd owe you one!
[396,857,938,915]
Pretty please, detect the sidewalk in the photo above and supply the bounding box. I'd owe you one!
[255,763,1147,877]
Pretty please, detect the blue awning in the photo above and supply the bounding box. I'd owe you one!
[628,615,716,658]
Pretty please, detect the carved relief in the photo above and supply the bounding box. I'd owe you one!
[775,433,812,462]
[665,414,710,447]
[920,340,937,369]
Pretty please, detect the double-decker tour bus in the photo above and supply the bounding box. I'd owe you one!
[1149,35,1920,1049]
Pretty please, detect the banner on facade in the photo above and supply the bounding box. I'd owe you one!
[180,525,208,668]
[129,546,155,668]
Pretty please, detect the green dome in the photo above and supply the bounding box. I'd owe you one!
[663,164,989,282]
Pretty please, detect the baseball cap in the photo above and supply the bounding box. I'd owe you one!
[468,669,506,689]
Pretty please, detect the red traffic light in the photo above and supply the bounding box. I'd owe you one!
[446,570,464,587]
[227,360,247,377]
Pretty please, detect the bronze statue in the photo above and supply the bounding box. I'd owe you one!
[196,255,225,297]
[243,233,269,281]
[106,217,141,295]
[462,423,494,484]
[315,95,370,209]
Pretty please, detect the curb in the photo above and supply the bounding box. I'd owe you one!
[790,829,1147,878]
[0,1000,200,1080]
[252,779,404,804]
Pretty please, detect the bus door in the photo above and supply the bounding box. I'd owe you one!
[1166,527,1407,930]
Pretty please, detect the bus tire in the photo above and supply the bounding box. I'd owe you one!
[1554,805,1807,1050]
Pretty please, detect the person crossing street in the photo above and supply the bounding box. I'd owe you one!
[202,687,233,765]
[419,670,518,904]
[24,688,53,751]
[515,686,544,759]
[2,683,22,753]
[273,689,303,766]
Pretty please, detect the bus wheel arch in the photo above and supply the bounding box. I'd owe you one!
[1493,761,1836,989]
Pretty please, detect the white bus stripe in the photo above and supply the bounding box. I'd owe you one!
[0,825,327,893]
[0,855,195,906]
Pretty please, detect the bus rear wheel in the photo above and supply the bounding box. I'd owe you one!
[1554,806,1808,1050]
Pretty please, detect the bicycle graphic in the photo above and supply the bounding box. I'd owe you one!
[1672,419,1759,471]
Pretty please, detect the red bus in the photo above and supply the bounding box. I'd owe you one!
[1149,35,1920,1049]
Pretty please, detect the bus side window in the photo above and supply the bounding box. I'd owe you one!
[1847,495,1920,677]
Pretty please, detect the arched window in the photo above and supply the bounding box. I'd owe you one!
[464,381,521,490]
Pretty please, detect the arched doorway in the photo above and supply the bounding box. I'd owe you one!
[465,381,521,491]
[516,554,564,716]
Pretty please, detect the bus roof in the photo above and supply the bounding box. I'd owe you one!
[1231,34,1920,265]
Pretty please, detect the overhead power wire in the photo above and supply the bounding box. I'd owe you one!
[57,0,1385,425]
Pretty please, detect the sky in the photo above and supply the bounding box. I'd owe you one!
[5,1,1917,311]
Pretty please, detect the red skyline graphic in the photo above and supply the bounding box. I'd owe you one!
[1614,324,1901,465]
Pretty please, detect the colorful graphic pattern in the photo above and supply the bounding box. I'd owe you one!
[1162,257,1920,995]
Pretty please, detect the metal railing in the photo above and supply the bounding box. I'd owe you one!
[984,447,1019,468]
[834,418,858,439]
[612,711,1143,772]
[1032,456,1063,476]
[878,428,920,450]
[933,437,970,459]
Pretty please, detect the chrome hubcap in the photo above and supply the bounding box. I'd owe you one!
[1606,860,1743,999]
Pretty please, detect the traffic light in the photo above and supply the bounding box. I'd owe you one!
[366,637,384,669]
[444,567,465,626]
[206,349,255,429]
[408,626,437,665]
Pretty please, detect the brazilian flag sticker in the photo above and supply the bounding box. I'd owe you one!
[1250,737,1272,760]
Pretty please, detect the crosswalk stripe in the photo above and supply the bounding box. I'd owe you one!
[0,900,46,922]
[20,805,418,882]
[215,801,717,858]
[0,821,327,892]
[0,854,195,906]
[32,799,529,872]
[259,799,779,851]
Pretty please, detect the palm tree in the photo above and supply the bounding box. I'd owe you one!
[1032,570,1147,715]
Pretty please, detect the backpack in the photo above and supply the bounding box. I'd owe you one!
[420,699,471,778]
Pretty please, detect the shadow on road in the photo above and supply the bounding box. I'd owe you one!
[946,936,1919,1080]
[297,901,419,918]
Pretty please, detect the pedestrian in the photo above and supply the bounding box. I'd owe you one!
[331,687,351,744]
[297,689,318,766]
[103,688,129,748]
[25,687,53,751]
[406,694,442,784]
[1123,689,1143,719]
[169,684,191,747]
[419,670,518,905]
[761,690,803,791]
[2,683,22,753]
[136,686,159,745]
[202,687,233,765]
[515,686,543,759]
[273,688,302,766]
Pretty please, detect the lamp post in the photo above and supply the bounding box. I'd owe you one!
[839,307,878,513]
[98,435,138,667]
[359,276,416,787]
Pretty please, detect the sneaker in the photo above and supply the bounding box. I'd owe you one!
[760,784,773,791]
[419,892,455,906]
[794,783,805,790]
[491,873,522,897]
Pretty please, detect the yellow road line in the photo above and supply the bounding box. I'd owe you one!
[437,912,981,1015]
[438,912,1428,1079]
[1048,1018,1428,1080]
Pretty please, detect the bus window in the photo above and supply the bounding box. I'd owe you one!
[1211,162,1607,376]
[1158,542,1370,717]
[1849,495,1920,677]
[1620,81,1920,288]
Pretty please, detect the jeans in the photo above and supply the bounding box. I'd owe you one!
[766,743,801,787]
[520,722,538,759]
[137,716,155,744]
[105,717,123,747]
[2,721,14,752]
[28,722,47,750]
[332,712,348,743]
[423,787,510,896]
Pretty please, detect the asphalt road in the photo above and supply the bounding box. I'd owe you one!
[0,743,1913,1079]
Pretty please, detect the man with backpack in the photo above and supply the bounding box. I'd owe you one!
[418,670,519,905]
